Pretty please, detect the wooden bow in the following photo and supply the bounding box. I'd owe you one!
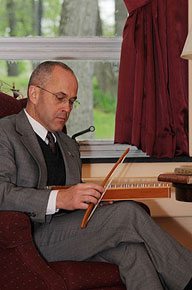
[80,147,130,229]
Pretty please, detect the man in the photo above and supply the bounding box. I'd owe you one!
[0,61,191,290]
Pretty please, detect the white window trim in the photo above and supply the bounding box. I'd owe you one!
[0,36,121,60]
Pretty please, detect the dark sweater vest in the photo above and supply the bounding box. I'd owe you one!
[36,135,66,186]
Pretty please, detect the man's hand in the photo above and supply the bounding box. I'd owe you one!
[56,183,104,210]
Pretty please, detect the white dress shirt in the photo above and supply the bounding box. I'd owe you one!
[24,110,58,215]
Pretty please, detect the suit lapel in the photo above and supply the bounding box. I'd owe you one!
[57,135,73,184]
[56,132,80,185]
[15,110,47,188]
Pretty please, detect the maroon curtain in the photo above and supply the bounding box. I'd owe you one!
[114,0,188,158]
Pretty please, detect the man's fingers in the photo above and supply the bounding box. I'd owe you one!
[82,195,99,205]
[77,183,104,194]
[82,188,101,200]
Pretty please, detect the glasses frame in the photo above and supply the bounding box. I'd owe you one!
[35,85,80,108]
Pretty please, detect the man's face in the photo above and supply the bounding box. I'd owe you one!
[28,66,78,132]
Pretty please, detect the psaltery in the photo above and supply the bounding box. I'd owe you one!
[47,148,171,228]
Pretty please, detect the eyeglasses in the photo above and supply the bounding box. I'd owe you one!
[35,85,80,109]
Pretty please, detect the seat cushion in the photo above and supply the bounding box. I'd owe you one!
[0,211,32,248]
[49,260,125,290]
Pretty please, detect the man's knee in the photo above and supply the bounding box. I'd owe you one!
[109,201,149,226]
[114,201,149,216]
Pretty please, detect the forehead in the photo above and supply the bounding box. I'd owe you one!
[52,66,76,82]
[49,66,78,94]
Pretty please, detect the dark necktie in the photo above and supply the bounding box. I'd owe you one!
[47,131,56,154]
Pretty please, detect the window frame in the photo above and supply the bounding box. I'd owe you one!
[0,37,121,60]
[0,36,140,160]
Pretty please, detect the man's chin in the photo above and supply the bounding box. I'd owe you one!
[53,126,65,132]
[53,118,68,132]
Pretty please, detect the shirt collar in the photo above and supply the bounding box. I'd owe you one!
[24,109,56,143]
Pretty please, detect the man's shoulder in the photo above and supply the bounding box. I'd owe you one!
[0,114,16,126]
[0,115,18,140]
[0,111,26,135]
[0,110,26,124]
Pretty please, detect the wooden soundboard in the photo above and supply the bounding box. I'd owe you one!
[48,182,171,200]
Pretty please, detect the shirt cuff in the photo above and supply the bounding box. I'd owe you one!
[46,190,59,215]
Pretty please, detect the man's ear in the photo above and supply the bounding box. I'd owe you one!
[28,85,39,104]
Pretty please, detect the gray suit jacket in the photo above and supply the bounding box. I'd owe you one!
[0,110,81,223]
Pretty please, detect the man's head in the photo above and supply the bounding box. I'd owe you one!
[26,61,78,132]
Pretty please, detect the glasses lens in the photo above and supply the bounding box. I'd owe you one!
[55,93,80,108]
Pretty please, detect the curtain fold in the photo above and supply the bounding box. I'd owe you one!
[115,0,188,158]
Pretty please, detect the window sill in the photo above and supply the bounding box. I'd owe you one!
[79,140,192,163]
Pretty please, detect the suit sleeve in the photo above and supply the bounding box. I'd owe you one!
[0,123,51,223]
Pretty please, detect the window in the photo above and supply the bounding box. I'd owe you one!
[0,0,127,143]
[1,0,191,159]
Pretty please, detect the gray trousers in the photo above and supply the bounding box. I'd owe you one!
[34,201,192,290]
